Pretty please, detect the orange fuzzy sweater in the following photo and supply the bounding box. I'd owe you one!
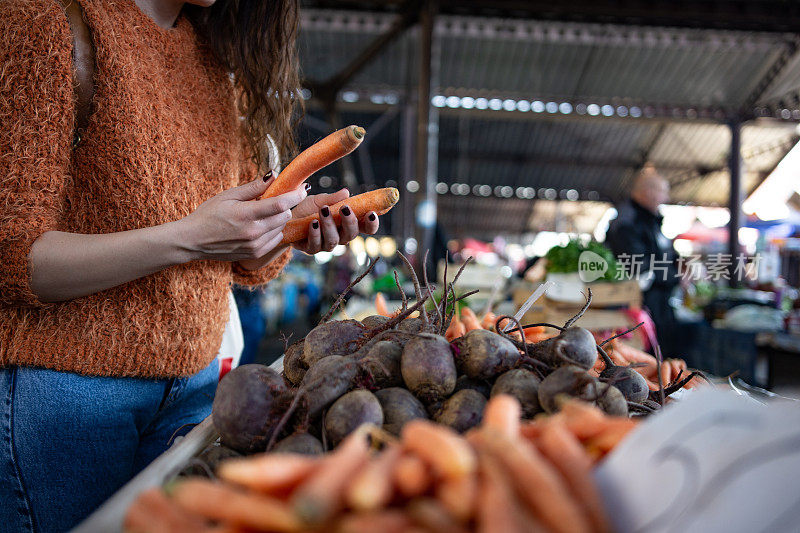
[0,0,291,377]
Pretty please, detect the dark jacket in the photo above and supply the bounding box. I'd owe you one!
[605,200,679,289]
[605,200,679,351]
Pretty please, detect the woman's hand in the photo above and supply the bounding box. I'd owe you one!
[177,175,306,262]
[290,189,380,254]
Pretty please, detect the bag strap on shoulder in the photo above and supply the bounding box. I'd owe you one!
[60,0,95,148]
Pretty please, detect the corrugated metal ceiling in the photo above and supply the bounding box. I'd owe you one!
[295,8,800,235]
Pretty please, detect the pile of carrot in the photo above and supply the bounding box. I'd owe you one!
[125,396,635,533]
[590,338,703,393]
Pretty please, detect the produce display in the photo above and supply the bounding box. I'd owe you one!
[125,395,638,532]
[124,254,707,532]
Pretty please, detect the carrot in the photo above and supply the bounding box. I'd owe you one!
[472,430,592,533]
[402,420,477,480]
[584,422,637,458]
[169,479,302,532]
[482,394,521,439]
[125,487,211,533]
[537,421,611,533]
[375,292,391,317]
[611,340,657,366]
[263,125,365,199]
[435,472,478,523]
[280,187,400,245]
[480,311,497,331]
[291,426,371,525]
[444,307,467,342]
[407,498,469,533]
[346,444,402,511]
[476,453,527,533]
[558,400,608,440]
[336,510,413,533]
[460,307,482,332]
[393,453,431,498]
[217,453,318,494]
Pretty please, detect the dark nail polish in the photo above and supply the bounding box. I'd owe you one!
[312,220,319,229]
[262,170,273,182]
[368,213,376,221]
[304,183,311,191]
[341,206,351,217]
[321,206,330,217]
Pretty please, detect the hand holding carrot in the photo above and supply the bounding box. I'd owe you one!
[178,174,306,264]
[287,188,382,253]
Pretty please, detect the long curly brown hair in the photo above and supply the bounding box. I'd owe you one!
[185,0,303,172]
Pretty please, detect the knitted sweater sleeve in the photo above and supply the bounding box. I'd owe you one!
[230,137,293,287]
[0,0,74,307]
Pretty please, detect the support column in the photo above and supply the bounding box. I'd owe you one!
[727,119,743,287]
[414,0,439,276]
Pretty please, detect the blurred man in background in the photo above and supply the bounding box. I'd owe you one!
[605,164,680,356]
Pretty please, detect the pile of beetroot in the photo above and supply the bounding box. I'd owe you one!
[210,255,705,457]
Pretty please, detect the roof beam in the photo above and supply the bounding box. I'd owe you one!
[303,2,420,100]
[302,1,800,33]
[744,36,800,109]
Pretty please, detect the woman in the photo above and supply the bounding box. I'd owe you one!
[0,0,379,530]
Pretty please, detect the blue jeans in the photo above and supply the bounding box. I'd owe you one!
[0,359,218,533]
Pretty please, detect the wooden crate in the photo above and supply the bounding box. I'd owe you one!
[547,279,642,309]
[514,280,641,310]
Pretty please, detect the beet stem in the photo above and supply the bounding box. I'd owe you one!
[599,322,645,347]
[595,343,615,369]
[266,389,304,452]
[654,343,666,406]
[394,269,408,311]
[420,250,431,328]
[518,322,565,332]
[627,401,657,414]
[319,257,380,324]
[563,287,592,329]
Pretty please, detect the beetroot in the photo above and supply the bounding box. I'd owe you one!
[361,315,390,329]
[359,340,403,388]
[398,317,424,333]
[302,319,367,366]
[179,443,241,478]
[537,365,595,414]
[323,389,384,446]
[300,355,359,417]
[374,387,428,436]
[600,365,649,403]
[595,382,628,416]
[433,389,487,433]
[454,329,520,380]
[283,339,307,386]
[491,369,542,418]
[401,333,457,404]
[531,327,597,370]
[453,375,492,398]
[272,432,324,455]
[212,364,290,453]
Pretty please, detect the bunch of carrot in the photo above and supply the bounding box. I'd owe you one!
[252,124,401,246]
[125,396,635,533]
[590,338,703,393]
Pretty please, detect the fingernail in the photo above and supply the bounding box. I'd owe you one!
[304,183,311,192]
[321,206,330,217]
[312,220,319,229]
[368,212,376,221]
[341,206,351,216]
[262,170,273,182]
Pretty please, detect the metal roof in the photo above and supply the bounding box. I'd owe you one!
[295,5,800,236]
